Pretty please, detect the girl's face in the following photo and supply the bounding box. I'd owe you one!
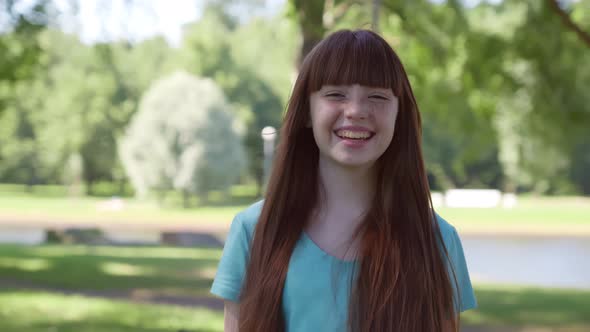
[309,84,399,169]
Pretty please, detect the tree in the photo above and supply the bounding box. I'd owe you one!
[23,30,128,190]
[119,71,246,207]
[180,6,289,195]
[79,38,181,194]
[289,0,364,66]
[0,0,49,116]
[290,0,325,66]
[0,1,48,187]
[0,28,86,187]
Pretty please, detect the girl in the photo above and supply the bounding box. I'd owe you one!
[210,29,477,332]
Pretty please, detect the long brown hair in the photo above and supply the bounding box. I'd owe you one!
[238,29,459,331]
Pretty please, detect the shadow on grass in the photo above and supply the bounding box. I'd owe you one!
[0,244,221,298]
[10,322,217,332]
[0,290,223,332]
[464,284,590,328]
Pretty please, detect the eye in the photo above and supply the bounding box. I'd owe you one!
[369,95,389,100]
[325,92,345,98]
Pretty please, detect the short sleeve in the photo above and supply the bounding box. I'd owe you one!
[210,212,251,302]
[446,228,478,313]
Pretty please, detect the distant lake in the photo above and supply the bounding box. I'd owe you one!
[462,235,590,289]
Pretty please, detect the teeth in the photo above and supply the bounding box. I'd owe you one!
[336,130,372,139]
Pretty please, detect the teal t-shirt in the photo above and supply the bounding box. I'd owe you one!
[210,200,477,331]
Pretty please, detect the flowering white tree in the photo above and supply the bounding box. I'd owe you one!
[119,71,246,205]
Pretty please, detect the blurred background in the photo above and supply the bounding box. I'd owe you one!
[0,0,589,331]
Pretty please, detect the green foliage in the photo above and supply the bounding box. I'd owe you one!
[285,0,590,194]
[475,0,590,193]
[0,29,182,192]
[119,71,246,202]
[180,6,295,193]
[0,0,48,184]
[1,0,589,195]
[0,0,46,83]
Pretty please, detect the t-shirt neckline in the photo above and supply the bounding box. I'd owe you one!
[301,231,358,264]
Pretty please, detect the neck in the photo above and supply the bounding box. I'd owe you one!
[315,157,376,219]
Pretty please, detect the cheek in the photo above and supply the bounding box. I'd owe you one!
[313,110,339,132]
[377,109,398,137]
[310,112,337,144]
[391,110,399,131]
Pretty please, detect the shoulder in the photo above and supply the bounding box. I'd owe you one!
[211,200,265,302]
[433,211,459,250]
[231,199,264,239]
[433,212,478,312]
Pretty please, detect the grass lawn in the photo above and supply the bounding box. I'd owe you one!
[0,195,246,224]
[1,244,589,331]
[0,183,256,225]
[1,288,588,332]
[0,244,220,297]
[0,290,224,332]
[462,284,590,330]
[438,196,590,227]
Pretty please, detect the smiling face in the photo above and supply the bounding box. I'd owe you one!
[309,84,399,169]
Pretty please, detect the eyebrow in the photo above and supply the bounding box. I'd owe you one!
[321,85,394,94]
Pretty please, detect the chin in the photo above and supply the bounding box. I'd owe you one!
[334,156,377,169]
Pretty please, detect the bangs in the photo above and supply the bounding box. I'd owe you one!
[306,30,403,95]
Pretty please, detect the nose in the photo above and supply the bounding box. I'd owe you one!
[344,99,368,120]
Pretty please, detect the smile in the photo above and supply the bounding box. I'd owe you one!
[334,129,375,140]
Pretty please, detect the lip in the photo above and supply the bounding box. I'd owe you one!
[335,134,372,148]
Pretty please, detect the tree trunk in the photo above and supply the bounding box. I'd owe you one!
[293,0,326,68]
[546,0,590,48]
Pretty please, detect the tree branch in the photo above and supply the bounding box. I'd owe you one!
[547,0,590,47]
